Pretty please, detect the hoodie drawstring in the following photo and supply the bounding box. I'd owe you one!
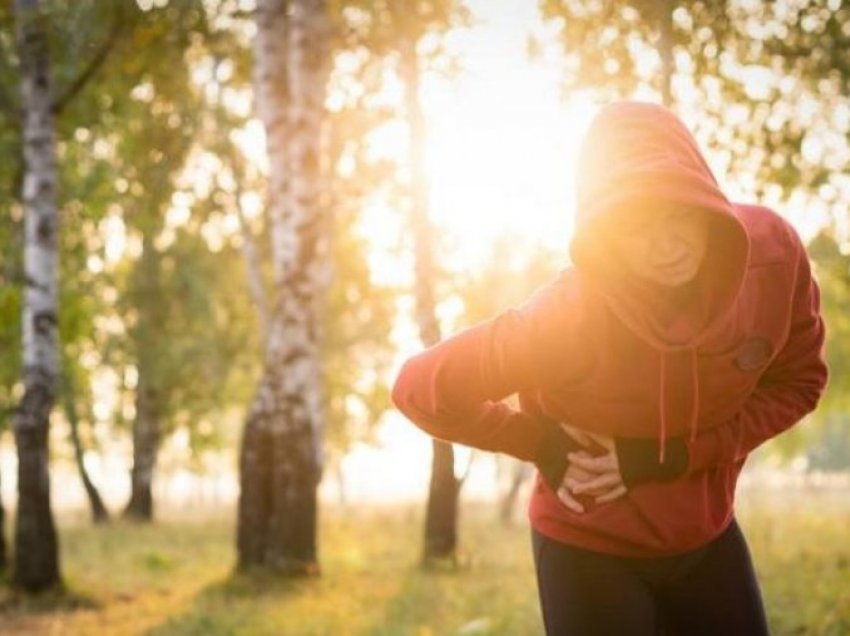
[689,347,700,445]
[658,352,667,464]
[657,347,700,464]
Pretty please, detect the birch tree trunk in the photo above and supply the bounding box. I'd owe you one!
[125,232,162,522]
[237,0,331,574]
[61,370,109,524]
[12,0,61,591]
[398,31,461,564]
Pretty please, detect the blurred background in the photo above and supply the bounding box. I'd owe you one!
[0,0,849,634]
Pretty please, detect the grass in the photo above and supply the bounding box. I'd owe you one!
[0,490,848,635]
[736,489,850,636]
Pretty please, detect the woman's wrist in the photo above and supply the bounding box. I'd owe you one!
[533,422,585,492]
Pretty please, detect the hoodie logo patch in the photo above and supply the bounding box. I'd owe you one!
[735,337,773,371]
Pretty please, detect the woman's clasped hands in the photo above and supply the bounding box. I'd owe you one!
[556,422,628,513]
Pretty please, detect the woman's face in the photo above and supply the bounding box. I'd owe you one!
[602,203,711,287]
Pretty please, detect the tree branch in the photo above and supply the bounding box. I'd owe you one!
[51,3,126,116]
[234,177,271,345]
[457,450,476,487]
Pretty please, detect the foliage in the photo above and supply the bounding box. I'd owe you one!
[808,230,850,411]
[794,230,850,469]
[806,413,850,471]
[538,0,850,200]
[0,5,22,429]
[1,2,265,463]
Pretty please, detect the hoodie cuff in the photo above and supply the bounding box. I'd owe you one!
[615,436,688,487]
[532,423,585,492]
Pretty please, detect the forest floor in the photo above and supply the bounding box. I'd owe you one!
[0,489,849,635]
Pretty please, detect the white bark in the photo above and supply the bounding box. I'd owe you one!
[277,0,332,448]
[252,0,290,291]
[235,189,270,342]
[238,0,331,572]
[12,0,61,591]
[19,0,58,388]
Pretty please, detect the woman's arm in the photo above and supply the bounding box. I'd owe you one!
[684,240,828,472]
[615,235,828,485]
[391,278,587,477]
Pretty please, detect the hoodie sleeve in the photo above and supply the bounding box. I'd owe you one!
[685,233,829,472]
[391,278,585,465]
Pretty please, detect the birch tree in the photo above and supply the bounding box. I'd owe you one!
[237,0,332,573]
[12,0,61,591]
[123,230,163,521]
[329,0,468,563]
[0,0,128,572]
[217,1,398,528]
[380,0,469,564]
[93,4,234,522]
[396,15,459,563]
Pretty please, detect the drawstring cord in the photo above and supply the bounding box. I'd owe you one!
[657,347,700,464]
[658,352,667,464]
[689,347,700,444]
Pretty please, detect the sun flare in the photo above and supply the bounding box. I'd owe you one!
[336,1,604,501]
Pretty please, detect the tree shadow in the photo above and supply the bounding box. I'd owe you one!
[369,561,475,634]
[142,547,530,635]
[359,546,542,636]
[143,566,316,635]
[0,581,101,617]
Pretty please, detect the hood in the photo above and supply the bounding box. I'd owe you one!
[568,101,751,461]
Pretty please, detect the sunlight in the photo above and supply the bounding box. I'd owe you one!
[423,75,595,271]
[422,2,596,270]
[335,1,603,500]
[342,0,600,276]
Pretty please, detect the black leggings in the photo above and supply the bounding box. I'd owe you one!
[531,519,770,635]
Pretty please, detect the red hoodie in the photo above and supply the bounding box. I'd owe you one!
[391,101,828,557]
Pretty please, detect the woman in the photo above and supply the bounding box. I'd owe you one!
[391,101,828,634]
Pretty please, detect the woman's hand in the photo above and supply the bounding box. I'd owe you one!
[557,423,628,508]
[555,462,596,513]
